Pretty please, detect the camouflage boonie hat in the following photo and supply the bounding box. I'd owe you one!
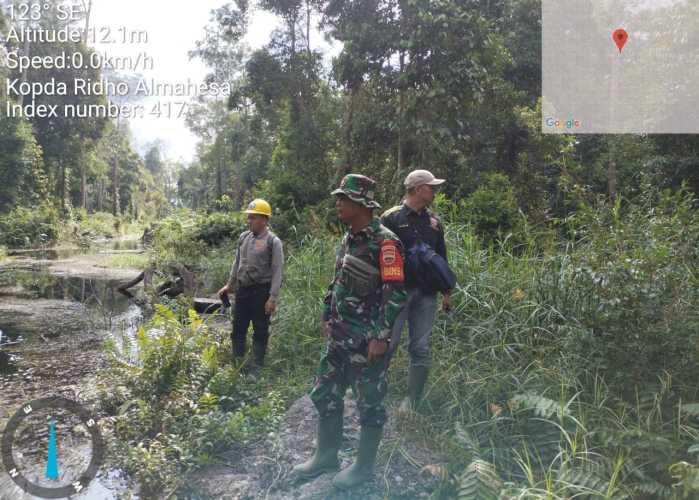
[331,174,381,209]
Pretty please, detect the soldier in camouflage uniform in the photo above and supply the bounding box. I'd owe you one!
[292,174,407,490]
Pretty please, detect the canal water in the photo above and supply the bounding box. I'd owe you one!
[0,242,144,499]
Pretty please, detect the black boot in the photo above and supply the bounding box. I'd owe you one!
[250,340,266,376]
[232,335,246,362]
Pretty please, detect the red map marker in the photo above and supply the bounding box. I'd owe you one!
[613,28,628,52]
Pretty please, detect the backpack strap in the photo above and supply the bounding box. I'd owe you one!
[266,230,277,262]
[237,230,251,248]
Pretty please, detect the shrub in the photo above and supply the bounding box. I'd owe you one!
[0,204,59,248]
[422,184,699,499]
[151,210,246,269]
[463,172,522,244]
[434,172,527,247]
[67,210,121,240]
[562,185,699,385]
[102,306,286,495]
[191,210,246,247]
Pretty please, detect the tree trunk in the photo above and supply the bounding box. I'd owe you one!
[19,21,31,106]
[306,0,311,55]
[396,49,406,196]
[290,11,297,57]
[100,179,105,212]
[81,0,93,40]
[216,153,223,201]
[111,158,119,216]
[57,162,66,213]
[343,84,357,174]
[80,167,87,209]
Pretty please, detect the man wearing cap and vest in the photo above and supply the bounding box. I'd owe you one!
[292,174,407,489]
[381,169,452,411]
[217,199,284,373]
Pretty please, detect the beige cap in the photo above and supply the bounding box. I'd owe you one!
[404,169,446,189]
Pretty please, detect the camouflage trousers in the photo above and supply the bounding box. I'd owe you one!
[309,338,389,427]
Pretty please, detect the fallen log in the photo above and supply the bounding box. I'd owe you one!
[193,298,225,314]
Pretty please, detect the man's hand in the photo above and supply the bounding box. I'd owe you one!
[217,284,229,299]
[265,298,276,316]
[367,339,388,362]
[442,292,452,313]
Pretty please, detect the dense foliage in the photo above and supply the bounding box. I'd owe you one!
[2,1,699,497]
[179,0,699,241]
[0,204,59,248]
[0,2,170,247]
[101,183,699,498]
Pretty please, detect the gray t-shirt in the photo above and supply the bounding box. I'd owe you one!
[227,229,284,299]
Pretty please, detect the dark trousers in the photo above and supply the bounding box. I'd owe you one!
[232,283,271,357]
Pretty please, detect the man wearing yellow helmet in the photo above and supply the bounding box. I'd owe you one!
[218,198,284,374]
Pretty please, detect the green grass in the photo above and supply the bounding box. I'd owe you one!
[55,210,146,248]
[99,187,699,498]
[391,190,699,498]
[98,252,151,270]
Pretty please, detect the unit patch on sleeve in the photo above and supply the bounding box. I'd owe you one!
[379,240,405,282]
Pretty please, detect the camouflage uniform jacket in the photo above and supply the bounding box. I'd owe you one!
[322,218,407,343]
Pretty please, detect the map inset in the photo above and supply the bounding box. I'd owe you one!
[542,0,699,134]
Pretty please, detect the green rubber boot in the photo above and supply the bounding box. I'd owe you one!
[292,415,343,480]
[408,365,429,408]
[399,365,429,412]
[332,425,383,490]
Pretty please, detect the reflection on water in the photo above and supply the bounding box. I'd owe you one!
[0,326,23,345]
[0,269,136,353]
[107,304,145,367]
[0,244,144,498]
[107,239,141,251]
[0,271,133,316]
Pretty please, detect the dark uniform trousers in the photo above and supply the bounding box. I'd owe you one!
[232,283,271,357]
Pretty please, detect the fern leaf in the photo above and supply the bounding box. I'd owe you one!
[511,393,561,419]
[558,467,625,499]
[681,403,699,418]
[457,459,503,500]
[455,421,481,457]
[632,478,673,498]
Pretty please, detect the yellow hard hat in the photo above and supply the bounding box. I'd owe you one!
[244,199,272,217]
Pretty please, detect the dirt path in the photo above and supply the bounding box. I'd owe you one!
[191,395,445,499]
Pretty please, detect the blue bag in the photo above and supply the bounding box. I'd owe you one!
[406,241,456,292]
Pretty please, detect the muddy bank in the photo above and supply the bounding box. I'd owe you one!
[190,395,445,499]
[0,252,145,282]
[3,243,445,499]
[0,247,142,499]
[0,310,139,499]
[0,297,92,340]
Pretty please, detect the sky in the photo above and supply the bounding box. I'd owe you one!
[90,0,282,162]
